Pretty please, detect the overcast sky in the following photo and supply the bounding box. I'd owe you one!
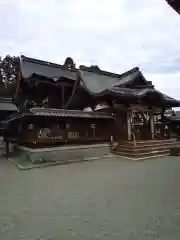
[0,0,180,99]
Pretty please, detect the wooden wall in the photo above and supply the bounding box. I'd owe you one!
[7,116,114,147]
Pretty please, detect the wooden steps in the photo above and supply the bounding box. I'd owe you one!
[111,139,180,160]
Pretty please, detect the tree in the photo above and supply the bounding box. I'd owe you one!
[63,57,76,69]
[0,55,20,97]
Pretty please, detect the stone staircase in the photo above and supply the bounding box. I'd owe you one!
[111,139,180,160]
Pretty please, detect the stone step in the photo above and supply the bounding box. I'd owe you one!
[114,153,169,161]
[111,139,178,160]
[117,143,180,148]
[112,149,169,159]
[119,138,177,144]
[116,144,180,153]
[118,140,178,148]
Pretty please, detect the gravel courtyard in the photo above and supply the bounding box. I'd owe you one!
[0,156,180,240]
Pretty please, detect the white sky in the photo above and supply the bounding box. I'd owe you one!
[0,0,180,99]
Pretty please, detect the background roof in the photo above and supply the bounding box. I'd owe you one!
[20,55,77,81]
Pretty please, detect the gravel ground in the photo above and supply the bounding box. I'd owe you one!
[0,156,180,240]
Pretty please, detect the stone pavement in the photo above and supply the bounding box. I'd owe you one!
[1,156,180,239]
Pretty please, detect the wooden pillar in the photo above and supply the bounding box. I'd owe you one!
[5,140,9,159]
[127,111,132,141]
[160,113,165,138]
[92,124,96,138]
[64,123,69,144]
[169,127,172,138]
[149,112,155,139]
[61,86,65,108]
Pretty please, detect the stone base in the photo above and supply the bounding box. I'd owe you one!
[10,143,113,169]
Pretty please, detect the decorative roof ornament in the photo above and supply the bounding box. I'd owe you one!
[94,103,110,111]
[88,65,101,73]
[52,76,60,82]
[83,107,93,112]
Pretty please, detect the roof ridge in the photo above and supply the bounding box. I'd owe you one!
[79,65,139,78]
[20,55,77,72]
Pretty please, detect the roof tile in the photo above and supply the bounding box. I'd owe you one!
[29,108,113,119]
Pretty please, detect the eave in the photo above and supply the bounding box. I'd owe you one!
[166,0,180,14]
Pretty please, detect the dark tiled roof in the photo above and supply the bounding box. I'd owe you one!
[103,87,180,105]
[16,56,180,108]
[162,93,177,101]
[29,108,114,119]
[2,108,114,124]
[80,65,139,78]
[105,87,159,97]
[79,67,142,94]
[161,93,180,107]
[79,67,180,106]
[20,55,77,81]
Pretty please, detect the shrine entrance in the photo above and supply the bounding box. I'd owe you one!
[131,111,152,140]
[126,108,155,141]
